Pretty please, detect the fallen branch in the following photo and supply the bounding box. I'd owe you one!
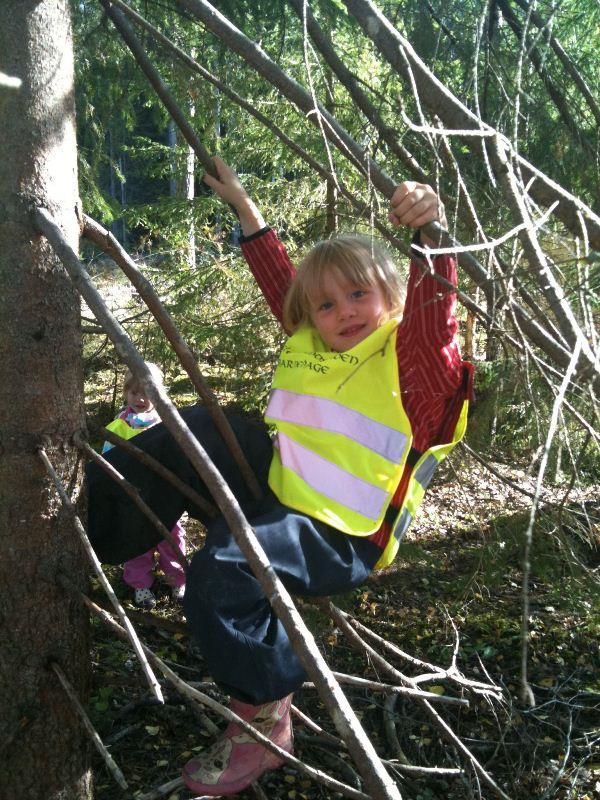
[82,592,373,800]
[51,662,128,791]
[83,213,262,501]
[317,599,510,800]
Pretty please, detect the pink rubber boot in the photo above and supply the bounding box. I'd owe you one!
[182,694,293,796]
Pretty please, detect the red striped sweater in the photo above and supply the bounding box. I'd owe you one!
[241,227,471,550]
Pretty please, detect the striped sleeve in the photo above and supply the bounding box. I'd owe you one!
[240,227,296,326]
[398,253,463,400]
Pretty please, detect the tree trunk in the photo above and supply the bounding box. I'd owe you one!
[0,3,90,798]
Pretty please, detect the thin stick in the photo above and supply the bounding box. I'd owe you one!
[337,608,501,697]
[51,662,128,790]
[38,447,164,703]
[83,214,262,501]
[137,775,184,800]
[304,672,470,706]
[383,694,411,765]
[520,338,583,707]
[97,424,216,517]
[99,0,214,175]
[77,437,189,573]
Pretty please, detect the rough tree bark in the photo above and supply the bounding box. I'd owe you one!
[0,2,90,798]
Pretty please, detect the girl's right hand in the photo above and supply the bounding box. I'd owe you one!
[203,156,266,236]
[203,156,250,208]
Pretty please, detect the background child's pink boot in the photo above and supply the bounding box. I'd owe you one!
[182,694,293,796]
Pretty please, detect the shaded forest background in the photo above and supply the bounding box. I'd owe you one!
[27,0,600,797]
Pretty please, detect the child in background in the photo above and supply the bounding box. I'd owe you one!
[103,363,186,609]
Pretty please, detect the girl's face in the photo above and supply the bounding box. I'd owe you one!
[126,385,154,414]
[310,270,389,351]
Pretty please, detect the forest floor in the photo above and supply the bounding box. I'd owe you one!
[89,451,600,800]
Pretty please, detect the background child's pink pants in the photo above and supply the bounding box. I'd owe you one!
[123,521,186,589]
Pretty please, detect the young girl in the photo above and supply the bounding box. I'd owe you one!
[173,159,473,795]
[86,158,472,795]
[103,363,187,608]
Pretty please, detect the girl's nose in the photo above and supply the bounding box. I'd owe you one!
[338,301,355,320]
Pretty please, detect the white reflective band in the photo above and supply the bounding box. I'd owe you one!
[267,389,407,463]
[413,454,438,490]
[391,508,413,542]
[276,432,388,521]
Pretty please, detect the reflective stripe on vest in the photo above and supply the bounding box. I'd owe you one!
[267,389,408,463]
[274,431,389,520]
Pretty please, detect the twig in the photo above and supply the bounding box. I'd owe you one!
[97,424,216,517]
[383,694,411,765]
[99,0,214,175]
[303,672,470,706]
[51,662,128,790]
[84,214,262,501]
[38,447,164,703]
[137,775,184,800]
[329,605,501,697]
[520,338,583,707]
[460,443,537,500]
[318,599,510,800]
[34,203,402,799]
[0,71,22,89]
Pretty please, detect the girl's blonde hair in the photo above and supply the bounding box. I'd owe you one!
[123,362,164,398]
[283,234,405,332]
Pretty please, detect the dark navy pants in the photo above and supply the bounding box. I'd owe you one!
[86,405,380,704]
[184,496,380,704]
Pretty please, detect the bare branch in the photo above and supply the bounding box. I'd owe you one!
[76,436,190,572]
[83,214,263,500]
[511,0,600,127]
[37,446,164,703]
[51,662,128,790]
[35,203,403,800]
[99,0,216,176]
[341,0,600,249]
[520,338,583,707]
[96,424,216,517]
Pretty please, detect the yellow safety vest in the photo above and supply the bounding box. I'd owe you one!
[264,318,470,569]
[105,417,143,443]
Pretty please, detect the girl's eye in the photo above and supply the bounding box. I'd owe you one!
[318,300,333,311]
[351,289,367,299]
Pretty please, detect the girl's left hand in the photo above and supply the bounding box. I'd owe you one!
[388,182,447,231]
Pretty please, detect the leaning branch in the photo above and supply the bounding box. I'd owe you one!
[51,662,128,790]
[99,0,216,176]
[97,424,216,517]
[83,214,262,500]
[511,0,600,127]
[37,446,164,703]
[80,591,373,800]
[341,0,600,250]
[76,437,190,573]
[103,0,575,378]
[34,204,402,800]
